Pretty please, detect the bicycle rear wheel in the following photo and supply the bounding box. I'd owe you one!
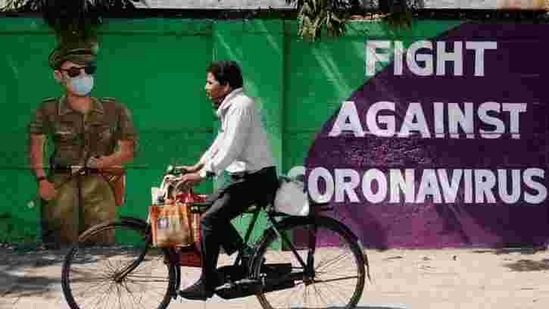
[252,215,366,309]
[61,218,177,309]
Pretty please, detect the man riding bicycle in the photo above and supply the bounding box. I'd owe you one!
[178,60,279,300]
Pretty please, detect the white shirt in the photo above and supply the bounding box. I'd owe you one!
[199,88,275,177]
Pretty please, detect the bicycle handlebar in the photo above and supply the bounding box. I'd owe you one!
[164,165,190,176]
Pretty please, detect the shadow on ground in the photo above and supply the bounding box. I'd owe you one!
[292,307,404,309]
[0,247,66,298]
[0,244,156,298]
[473,247,547,256]
[345,307,405,309]
[504,259,549,272]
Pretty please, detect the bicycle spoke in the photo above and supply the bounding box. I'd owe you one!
[315,274,359,284]
[74,278,113,299]
[254,217,365,309]
[312,282,331,307]
[321,280,354,304]
[121,281,146,309]
[81,282,113,308]
[94,282,117,309]
[315,250,350,271]
[126,275,170,283]
[62,221,175,309]
[283,282,304,307]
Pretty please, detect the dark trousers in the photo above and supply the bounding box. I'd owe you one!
[200,166,278,289]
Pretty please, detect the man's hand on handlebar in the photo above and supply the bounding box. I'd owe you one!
[175,163,203,174]
[180,172,204,187]
[175,165,195,173]
[164,163,206,186]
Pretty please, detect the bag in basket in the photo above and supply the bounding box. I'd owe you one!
[149,203,193,248]
[175,191,207,244]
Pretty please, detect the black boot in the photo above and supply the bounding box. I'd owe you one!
[178,278,214,300]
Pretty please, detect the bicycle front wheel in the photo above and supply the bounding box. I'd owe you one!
[61,219,177,309]
[252,215,366,309]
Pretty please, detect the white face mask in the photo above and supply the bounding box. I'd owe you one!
[69,75,94,96]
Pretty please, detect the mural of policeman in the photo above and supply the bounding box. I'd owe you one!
[28,41,137,249]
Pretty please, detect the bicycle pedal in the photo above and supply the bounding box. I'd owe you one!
[214,278,260,299]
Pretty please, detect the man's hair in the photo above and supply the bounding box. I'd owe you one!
[207,61,243,89]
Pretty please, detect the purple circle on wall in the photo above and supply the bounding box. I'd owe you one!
[305,23,549,248]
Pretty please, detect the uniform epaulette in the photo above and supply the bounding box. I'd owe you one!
[42,97,57,103]
[101,97,118,101]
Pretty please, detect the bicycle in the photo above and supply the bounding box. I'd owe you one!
[61,165,370,308]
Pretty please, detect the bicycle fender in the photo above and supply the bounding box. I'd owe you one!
[257,215,371,282]
[120,216,182,294]
[270,215,360,242]
[311,216,372,281]
[314,217,372,282]
[119,216,149,229]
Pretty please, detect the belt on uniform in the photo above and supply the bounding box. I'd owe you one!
[50,165,101,175]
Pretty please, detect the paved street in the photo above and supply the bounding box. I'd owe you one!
[1,247,548,309]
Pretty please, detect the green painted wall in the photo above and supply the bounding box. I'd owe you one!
[0,17,460,245]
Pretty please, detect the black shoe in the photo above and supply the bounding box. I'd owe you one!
[178,279,214,300]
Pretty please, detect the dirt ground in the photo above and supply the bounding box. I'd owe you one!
[1,246,548,309]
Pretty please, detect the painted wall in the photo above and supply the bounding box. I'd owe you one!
[306,24,549,248]
[0,17,547,248]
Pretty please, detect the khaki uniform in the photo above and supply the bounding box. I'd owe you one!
[29,96,137,247]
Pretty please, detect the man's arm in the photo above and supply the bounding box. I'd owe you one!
[96,140,134,170]
[28,102,58,201]
[29,134,47,179]
[30,133,57,201]
[96,103,137,170]
[28,103,52,178]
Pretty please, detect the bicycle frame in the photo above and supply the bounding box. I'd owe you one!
[61,166,368,308]
[236,203,338,280]
[157,167,326,276]
[111,217,156,283]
